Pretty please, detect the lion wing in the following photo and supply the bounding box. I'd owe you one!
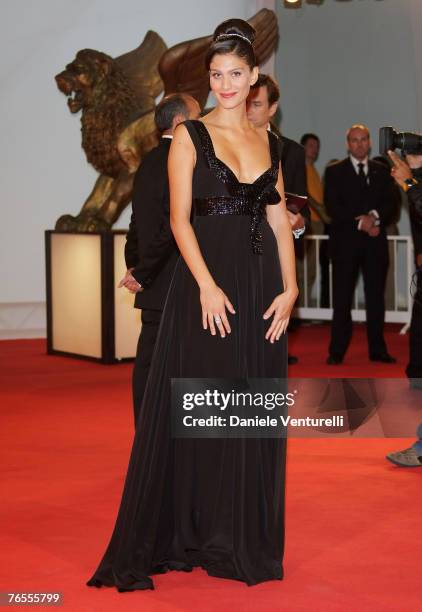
[115,30,167,106]
[249,8,279,67]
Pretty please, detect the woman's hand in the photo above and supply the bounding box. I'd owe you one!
[200,284,236,338]
[263,288,298,343]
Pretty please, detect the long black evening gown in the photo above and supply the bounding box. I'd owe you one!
[87,120,288,590]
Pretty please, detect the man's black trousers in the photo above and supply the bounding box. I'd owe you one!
[132,309,162,427]
[329,240,389,358]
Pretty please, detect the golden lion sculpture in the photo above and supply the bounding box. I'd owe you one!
[55,10,278,232]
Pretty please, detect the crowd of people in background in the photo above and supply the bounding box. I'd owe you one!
[244,75,408,369]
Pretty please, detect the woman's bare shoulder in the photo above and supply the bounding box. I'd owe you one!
[170,123,196,168]
[172,122,195,148]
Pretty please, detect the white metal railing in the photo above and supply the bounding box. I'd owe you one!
[294,235,414,327]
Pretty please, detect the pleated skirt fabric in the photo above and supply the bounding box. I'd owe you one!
[87,215,287,590]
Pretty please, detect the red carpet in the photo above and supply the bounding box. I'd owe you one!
[288,322,408,377]
[1,326,421,611]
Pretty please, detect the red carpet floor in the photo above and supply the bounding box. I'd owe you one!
[1,324,421,611]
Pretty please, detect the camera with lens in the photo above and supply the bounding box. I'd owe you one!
[379,126,422,221]
[379,126,422,156]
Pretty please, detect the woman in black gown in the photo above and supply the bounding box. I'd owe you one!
[87,18,298,591]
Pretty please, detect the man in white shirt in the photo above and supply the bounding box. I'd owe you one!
[324,124,397,365]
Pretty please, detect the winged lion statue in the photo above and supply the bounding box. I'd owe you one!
[54,9,278,232]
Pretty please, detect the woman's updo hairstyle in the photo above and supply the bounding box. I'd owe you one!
[205,18,257,70]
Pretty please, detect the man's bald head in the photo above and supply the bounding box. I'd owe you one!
[347,124,370,141]
[347,124,371,161]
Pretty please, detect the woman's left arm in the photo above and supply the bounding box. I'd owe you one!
[264,162,299,342]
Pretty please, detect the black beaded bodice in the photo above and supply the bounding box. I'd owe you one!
[184,120,281,254]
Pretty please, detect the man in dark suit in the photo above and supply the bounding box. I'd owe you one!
[247,74,308,224]
[325,124,396,365]
[247,73,309,365]
[119,93,200,425]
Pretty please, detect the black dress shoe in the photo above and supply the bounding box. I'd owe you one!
[369,353,396,363]
[326,354,343,365]
[288,354,298,365]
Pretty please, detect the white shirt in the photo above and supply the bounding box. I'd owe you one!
[349,154,369,176]
[349,155,380,227]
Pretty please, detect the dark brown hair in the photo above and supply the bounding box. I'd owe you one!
[250,73,280,105]
[301,133,320,146]
[154,94,191,132]
[205,18,256,70]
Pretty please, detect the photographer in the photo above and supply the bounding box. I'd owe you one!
[388,150,422,384]
[386,150,422,467]
[388,150,422,219]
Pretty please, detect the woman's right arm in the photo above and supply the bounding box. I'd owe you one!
[168,123,235,337]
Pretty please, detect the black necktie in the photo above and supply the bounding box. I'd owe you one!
[358,162,367,186]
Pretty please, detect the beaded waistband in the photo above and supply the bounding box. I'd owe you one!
[194,197,254,216]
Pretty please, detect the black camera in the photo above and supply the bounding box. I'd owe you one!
[379,126,422,155]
